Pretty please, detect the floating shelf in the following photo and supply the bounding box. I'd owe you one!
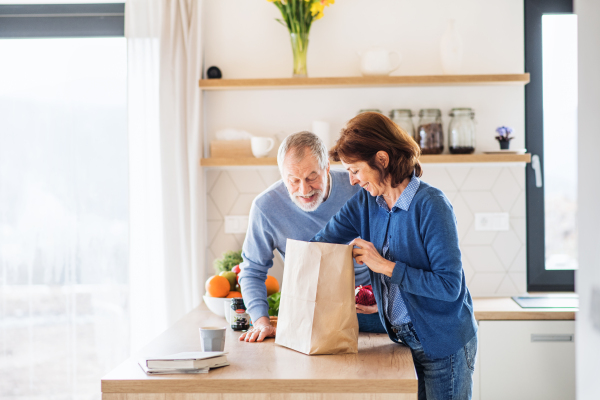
[200,154,531,167]
[199,74,530,91]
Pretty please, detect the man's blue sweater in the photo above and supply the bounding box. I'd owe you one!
[312,180,477,359]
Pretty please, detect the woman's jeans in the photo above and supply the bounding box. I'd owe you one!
[392,322,477,400]
[357,312,387,333]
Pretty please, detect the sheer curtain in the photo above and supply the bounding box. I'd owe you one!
[126,0,204,351]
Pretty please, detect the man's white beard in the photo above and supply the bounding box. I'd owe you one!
[290,189,325,212]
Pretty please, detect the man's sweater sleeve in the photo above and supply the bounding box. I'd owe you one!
[239,201,276,322]
[390,194,463,302]
[312,193,362,245]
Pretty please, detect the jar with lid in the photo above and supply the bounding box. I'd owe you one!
[230,298,250,331]
[448,108,476,154]
[416,109,444,154]
[357,109,382,115]
[389,109,415,138]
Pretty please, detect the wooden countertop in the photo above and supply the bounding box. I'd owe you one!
[473,297,576,321]
[101,304,418,394]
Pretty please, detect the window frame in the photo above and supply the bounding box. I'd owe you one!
[0,3,124,38]
[525,0,575,292]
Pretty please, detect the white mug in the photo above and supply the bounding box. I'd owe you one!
[251,136,275,158]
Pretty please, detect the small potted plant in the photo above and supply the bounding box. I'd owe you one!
[495,126,514,150]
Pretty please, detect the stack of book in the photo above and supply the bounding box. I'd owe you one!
[139,351,229,375]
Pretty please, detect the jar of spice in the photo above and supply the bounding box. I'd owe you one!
[230,298,250,331]
[357,109,383,115]
[389,109,415,138]
[448,108,476,154]
[416,109,444,154]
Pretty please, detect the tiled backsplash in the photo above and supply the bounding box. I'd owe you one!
[205,164,526,297]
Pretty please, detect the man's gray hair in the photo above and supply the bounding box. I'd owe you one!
[277,131,329,175]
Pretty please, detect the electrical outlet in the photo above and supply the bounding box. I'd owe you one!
[474,213,510,231]
[224,215,249,234]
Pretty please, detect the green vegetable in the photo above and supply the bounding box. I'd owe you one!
[213,250,243,273]
[267,292,281,317]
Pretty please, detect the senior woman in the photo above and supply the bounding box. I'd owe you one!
[312,112,477,400]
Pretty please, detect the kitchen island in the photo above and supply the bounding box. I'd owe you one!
[101,304,418,400]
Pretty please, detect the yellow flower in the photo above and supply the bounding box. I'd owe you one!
[310,2,324,17]
[321,0,335,5]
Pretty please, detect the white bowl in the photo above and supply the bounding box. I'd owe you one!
[203,295,229,317]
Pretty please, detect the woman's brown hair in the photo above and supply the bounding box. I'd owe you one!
[330,112,422,188]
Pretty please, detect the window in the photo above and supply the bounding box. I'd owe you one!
[0,4,127,399]
[525,0,576,291]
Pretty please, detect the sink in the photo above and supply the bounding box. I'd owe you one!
[512,294,579,308]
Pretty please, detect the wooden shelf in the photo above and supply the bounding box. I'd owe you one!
[200,154,531,167]
[199,74,530,90]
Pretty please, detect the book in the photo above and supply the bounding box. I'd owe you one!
[138,360,230,375]
[145,351,227,370]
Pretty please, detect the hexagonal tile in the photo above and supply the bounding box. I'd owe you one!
[229,194,258,215]
[206,196,222,221]
[461,192,502,213]
[496,275,519,296]
[446,166,471,189]
[207,221,223,245]
[229,169,268,194]
[509,246,526,272]
[460,167,502,191]
[209,172,239,216]
[451,193,473,242]
[206,170,220,192]
[509,272,527,294]
[210,229,242,262]
[462,225,498,245]
[491,169,521,212]
[259,168,282,187]
[508,166,525,190]
[468,273,505,296]
[462,246,505,272]
[492,230,522,269]
[510,191,526,218]
[510,217,526,244]
[461,255,475,286]
[421,166,457,193]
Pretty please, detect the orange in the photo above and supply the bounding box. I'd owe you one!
[226,291,242,298]
[265,275,279,296]
[205,275,230,298]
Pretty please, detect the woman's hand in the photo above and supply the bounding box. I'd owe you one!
[356,303,378,314]
[238,316,276,342]
[350,238,396,277]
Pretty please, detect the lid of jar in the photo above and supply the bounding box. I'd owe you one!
[418,109,441,117]
[389,109,414,118]
[449,108,474,117]
[231,298,245,306]
[357,109,383,115]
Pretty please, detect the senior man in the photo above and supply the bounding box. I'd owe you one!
[238,131,385,343]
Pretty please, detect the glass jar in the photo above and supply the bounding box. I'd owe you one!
[357,109,382,115]
[416,109,444,154]
[389,109,415,138]
[230,298,250,331]
[448,108,476,154]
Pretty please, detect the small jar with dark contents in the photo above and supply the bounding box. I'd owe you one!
[230,298,250,331]
[448,108,476,154]
[416,109,444,154]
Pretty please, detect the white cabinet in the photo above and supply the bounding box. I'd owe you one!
[477,320,575,400]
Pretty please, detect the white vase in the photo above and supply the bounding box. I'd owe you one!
[440,19,463,75]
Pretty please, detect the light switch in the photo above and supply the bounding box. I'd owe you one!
[224,215,249,234]
[474,213,509,231]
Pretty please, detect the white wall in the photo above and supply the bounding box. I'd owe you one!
[575,0,600,399]
[202,0,528,296]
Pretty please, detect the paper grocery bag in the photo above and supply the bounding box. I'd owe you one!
[275,239,359,355]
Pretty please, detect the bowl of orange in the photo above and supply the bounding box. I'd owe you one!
[203,275,242,317]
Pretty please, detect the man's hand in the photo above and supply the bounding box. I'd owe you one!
[238,316,276,342]
[356,303,378,314]
[350,238,395,277]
